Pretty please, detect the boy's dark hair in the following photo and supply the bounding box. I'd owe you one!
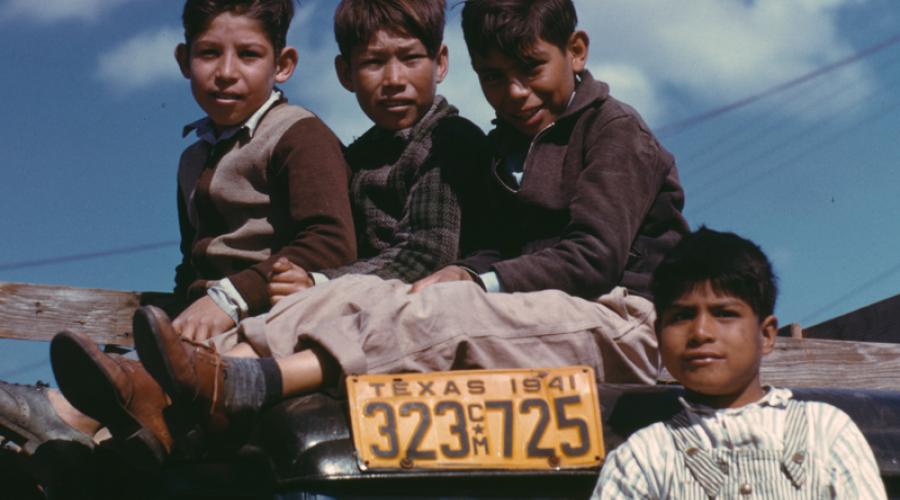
[651,227,778,321]
[334,0,446,60]
[461,0,577,64]
[182,0,295,54]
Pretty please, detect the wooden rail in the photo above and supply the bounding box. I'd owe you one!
[0,282,172,347]
[658,337,900,390]
[1,281,899,390]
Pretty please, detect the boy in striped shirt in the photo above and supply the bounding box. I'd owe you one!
[595,227,885,499]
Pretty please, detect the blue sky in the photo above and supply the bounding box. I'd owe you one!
[1,0,899,383]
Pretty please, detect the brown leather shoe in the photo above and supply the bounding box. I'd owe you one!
[132,306,230,435]
[50,331,173,469]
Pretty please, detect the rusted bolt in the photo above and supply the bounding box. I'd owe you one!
[547,455,560,468]
[400,457,414,469]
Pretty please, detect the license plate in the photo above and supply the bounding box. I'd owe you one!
[346,366,604,471]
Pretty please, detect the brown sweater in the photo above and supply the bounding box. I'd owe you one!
[175,102,356,314]
[459,72,688,300]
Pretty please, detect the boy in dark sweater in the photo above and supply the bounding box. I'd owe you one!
[101,0,688,448]
[265,0,488,305]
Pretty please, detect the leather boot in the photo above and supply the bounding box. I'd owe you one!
[51,331,173,469]
[132,306,230,435]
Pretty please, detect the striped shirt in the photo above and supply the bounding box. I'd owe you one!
[594,388,886,499]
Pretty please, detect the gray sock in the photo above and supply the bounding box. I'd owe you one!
[221,357,268,414]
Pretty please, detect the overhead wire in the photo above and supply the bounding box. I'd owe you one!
[0,240,178,272]
[655,32,900,138]
[688,63,900,200]
[688,88,900,214]
[679,48,900,178]
[800,258,900,326]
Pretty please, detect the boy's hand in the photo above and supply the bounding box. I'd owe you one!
[172,295,236,342]
[268,257,314,305]
[409,265,474,293]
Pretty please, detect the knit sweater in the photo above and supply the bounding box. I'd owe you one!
[320,96,489,282]
[459,72,688,300]
[174,101,356,314]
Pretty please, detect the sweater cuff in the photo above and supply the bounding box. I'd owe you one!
[207,278,249,323]
[228,268,270,315]
[457,266,487,291]
[479,271,503,293]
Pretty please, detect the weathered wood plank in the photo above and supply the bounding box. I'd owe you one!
[3,282,900,390]
[0,282,172,347]
[659,337,900,390]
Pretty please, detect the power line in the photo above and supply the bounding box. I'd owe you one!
[800,258,900,326]
[656,32,900,138]
[688,90,900,214]
[689,67,898,197]
[0,241,179,272]
[680,47,900,175]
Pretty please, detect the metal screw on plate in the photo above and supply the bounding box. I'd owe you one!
[547,455,560,468]
[400,457,414,469]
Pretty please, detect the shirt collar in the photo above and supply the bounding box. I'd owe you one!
[679,386,793,416]
[182,89,283,144]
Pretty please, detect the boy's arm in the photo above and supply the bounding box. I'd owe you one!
[487,116,673,299]
[320,118,489,283]
[227,118,357,316]
[173,185,200,313]
[820,405,887,499]
[593,437,657,499]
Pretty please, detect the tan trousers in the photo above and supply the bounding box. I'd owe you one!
[213,274,660,384]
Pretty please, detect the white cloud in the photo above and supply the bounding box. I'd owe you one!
[589,63,663,125]
[280,0,877,140]
[96,27,183,92]
[576,0,875,127]
[1,0,132,23]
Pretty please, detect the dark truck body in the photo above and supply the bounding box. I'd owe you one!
[21,384,891,499]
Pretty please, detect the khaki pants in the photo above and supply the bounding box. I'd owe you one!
[213,274,659,384]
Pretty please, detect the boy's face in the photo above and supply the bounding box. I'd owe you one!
[176,12,297,131]
[657,281,777,409]
[336,30,448,131]
[470,32,588,137]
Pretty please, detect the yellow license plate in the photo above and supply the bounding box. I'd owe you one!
[346,366,604,471]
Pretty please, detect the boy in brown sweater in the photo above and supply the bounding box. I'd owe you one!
[0,0,355,464]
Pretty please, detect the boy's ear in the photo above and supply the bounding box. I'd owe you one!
[175,43,191,79]
[274,47,299,84]
[760,315,778,355]
[567,30,590,74]
[334,55,355,92]
[434,44,449,84]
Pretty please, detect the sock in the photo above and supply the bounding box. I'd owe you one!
[221,357,282,413]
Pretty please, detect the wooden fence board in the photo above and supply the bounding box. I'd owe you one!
[2,282,899,390]
[0,282,172,347]
[659,337,900,390]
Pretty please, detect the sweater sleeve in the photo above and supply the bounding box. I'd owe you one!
[323,117,489,283]
[228,118,357,314]
[173,185,198,308]
[490,116,670,298]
